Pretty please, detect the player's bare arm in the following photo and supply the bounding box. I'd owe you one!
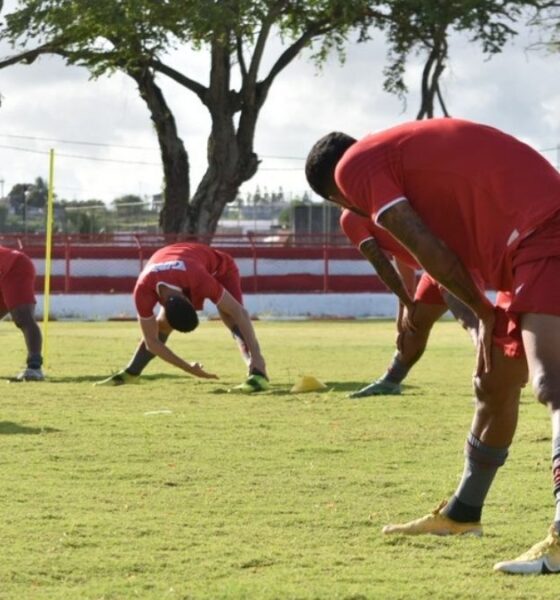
[216,290,267,378]
[378,200,495,374]
[393,258,419,338]
[139,316,218,379]
[359,239,415,315]
[441,290,479,345]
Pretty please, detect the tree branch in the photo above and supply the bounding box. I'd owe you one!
[150,58,208,102]
[235,33,248,79]
[0,41,68,69]
[259,24,325,97]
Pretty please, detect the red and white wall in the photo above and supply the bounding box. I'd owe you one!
[4,237,398,319]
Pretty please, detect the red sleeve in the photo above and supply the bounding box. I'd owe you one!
[133,282,159,319]
[335,142,406,221]
[339,210,375,248]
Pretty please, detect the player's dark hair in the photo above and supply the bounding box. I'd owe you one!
[305,132,357,199]
[164,295,199,333]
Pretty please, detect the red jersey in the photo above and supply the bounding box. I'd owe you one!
[133,243,232,318]
[335,118,560,291]
[339,209,420,268]
[0,246,23,283]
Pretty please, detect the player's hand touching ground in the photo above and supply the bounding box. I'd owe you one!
[185,362,219,380]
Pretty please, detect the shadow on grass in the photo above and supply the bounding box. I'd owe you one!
[0,421,61,435]
[42,375,110,384]
[47,373,187,385]
[210,380,404,397]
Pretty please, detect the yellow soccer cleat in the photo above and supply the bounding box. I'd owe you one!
[494,526,560,574]
[382,501,483,537]
[94,370,140,387]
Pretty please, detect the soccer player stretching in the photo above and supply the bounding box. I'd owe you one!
[0,246,44,381]
[306,117,560,574]
[340,208,477,397]
[96,242,269,393]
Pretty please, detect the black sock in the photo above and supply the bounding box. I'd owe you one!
[27,353,43,370]
[443,432,508,523]
[382,354,410,384]
[250,368,266,379]
[444,495,483,523]
[125,332,169,376]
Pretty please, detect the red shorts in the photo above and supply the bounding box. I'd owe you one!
[414,273,445,305]
[215,255,243,304]
[492,212,560,358]
[0,253,37,312]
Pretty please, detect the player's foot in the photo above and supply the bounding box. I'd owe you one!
[382,501,483,536]
[231,374,270,393]
[94,370,139,387]
[494,526,560,574]
[349,379,401,398]
[16,367,45,382]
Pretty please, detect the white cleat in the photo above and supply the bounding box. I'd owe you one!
[494,526,560,574]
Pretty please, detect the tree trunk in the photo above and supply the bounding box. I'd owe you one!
[183,41,259,236]
[132,67,190,233]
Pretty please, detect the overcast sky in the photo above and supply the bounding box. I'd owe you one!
[0,9,559,204]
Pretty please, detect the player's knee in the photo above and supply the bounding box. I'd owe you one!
[473,372,500,400]
[473,372,521,409]
[11,307,35,330]
[531,371,560,408]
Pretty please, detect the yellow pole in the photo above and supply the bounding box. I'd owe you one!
[43,149,55,368]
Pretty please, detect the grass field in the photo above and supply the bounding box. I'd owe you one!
[0,319,556,599]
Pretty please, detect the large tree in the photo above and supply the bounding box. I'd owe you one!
[0,0,375,234]
[1,1,554,237]
[377,0,556,119]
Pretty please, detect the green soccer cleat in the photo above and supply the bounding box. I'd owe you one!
[94,370,140,387]
[382,501,483,537]
[230,374,270,394]
[349,379,401,398]
[494,526,560,574]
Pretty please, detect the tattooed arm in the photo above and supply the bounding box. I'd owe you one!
[377,200,495,373]
[359,238,415,311]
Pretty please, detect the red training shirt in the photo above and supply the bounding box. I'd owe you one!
[133,243,231,318]
[335,118,560,291]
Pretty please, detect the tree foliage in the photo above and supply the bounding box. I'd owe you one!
[375,0,553,119]
[7,177,49,213]
[0,0,554,235]
[0,0,376,235]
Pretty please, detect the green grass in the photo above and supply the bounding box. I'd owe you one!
[0,319,555,599]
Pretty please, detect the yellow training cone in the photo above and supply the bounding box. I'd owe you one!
[290,375,328,393]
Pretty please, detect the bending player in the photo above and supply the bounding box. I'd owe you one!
[0,245,44,381]
[96,242,269,392]
[340,208,477,398]
[306,117,560,574]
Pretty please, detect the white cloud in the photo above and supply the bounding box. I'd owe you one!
[0,17,558,203]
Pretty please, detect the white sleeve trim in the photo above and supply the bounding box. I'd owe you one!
[215,288,226,306]
[157,282,182,294]
[374,196,408,227]
[357,236,375,249]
